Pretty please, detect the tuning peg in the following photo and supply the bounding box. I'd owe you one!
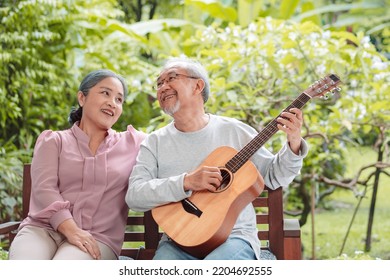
[320,93,330,100]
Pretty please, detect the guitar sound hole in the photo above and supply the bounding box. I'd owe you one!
[214,168,232,193]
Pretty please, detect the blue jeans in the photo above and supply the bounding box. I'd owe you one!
[153,237,256,260]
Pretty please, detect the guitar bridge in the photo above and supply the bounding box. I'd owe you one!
[181,199,203,218]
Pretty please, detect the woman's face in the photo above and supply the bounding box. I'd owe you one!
[78,77,124,131]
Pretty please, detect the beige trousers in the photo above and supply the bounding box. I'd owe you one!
[8,225,116,260]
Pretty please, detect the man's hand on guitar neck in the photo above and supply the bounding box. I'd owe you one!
[184,166,223,192]
[276,108,303,155]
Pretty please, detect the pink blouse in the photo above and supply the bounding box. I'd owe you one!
[19,123,146,257]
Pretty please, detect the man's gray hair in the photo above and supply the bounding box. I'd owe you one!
[161,57,210,103]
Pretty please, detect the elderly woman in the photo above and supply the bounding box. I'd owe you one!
[9,70,146,260]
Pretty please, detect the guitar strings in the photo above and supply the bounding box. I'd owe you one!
[218,76,338,185]
[225,93,311,173]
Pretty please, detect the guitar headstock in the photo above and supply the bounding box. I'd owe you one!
[305,74,342,99]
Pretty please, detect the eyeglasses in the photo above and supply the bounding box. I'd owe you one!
[155,72,198,90]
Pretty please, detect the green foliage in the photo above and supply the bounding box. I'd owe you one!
[0,0,156,149]
[184,0,237,24]
[0,247,8,260]
[0,139,27,222]
[0,0,158,222]
[259,0,390,58]
[1,0,80,147]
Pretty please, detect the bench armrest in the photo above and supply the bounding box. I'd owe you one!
[0,221,21,249]
[0,221,21,235]
[283,219,300,237]
[283,218,301,259]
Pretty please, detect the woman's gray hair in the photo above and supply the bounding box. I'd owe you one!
[68,69,128,125]
[161,57,210,103]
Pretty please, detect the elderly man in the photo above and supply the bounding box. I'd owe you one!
[126,57,308,260]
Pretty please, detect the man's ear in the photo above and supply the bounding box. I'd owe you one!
[195,79,205,94]
[77,91,85,107]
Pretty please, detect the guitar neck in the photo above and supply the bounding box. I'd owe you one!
[225,92,311,173]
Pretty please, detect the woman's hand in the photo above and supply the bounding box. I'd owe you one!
[57,219,101,259]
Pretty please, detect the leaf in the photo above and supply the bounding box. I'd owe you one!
[331,31,359,46]
[292,2,383,22]
[127,19,198,36]
[300,2,321,26]
[185,0,237,22]
[279,0,299,20]
[237,0,262,27]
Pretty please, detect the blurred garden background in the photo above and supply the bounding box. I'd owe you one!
[0,0,389,260]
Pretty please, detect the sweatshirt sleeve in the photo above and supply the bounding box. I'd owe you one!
[126,135,190,212]
[253,139,309,190]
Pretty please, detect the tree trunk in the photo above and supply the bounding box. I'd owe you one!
[364,142,384,252]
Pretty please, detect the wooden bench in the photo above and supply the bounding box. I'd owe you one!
[0,164,301,259]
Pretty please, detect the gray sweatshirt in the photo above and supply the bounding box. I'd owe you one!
[127,114,308,259]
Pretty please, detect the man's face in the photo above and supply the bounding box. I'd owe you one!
[156,67,199,116]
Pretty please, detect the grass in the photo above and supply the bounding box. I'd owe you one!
[300,146,390,260]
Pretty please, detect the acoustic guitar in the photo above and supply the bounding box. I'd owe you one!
[152,74,342,258]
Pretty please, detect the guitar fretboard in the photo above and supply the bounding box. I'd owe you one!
[225,92,311,173]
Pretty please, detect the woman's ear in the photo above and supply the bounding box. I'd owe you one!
[77,91,85,107]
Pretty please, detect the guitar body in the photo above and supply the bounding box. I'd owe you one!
[151,146,264,258]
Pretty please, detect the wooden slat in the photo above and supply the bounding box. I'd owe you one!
[120,248,156,260]
[123,232,145,242]
[258,231,269,241]
[256,214,269,224]
[22,164,32,219]
[127,216,145,225]
[252,197,268,208]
